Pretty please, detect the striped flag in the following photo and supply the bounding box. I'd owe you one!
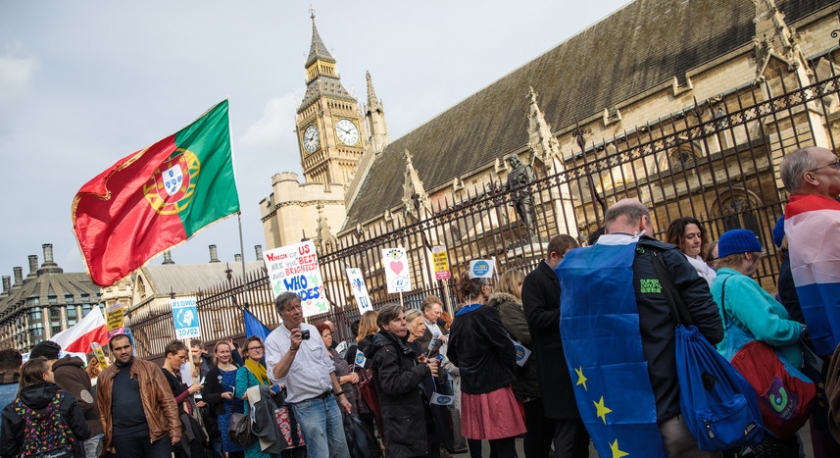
[785,193,840,355]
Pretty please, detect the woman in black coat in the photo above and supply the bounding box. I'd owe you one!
[447,274,525,458]
[364,304,440,458]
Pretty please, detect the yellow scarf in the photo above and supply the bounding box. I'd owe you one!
[244,359,268,385]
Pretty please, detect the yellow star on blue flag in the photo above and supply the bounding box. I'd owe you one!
[575,366,588,391]
[594,396,612,424]
[610,439,629,458]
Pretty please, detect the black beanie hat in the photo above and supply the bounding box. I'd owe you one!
[30,340,61,360]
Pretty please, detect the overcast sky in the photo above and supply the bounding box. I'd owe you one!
[0,0,629,284]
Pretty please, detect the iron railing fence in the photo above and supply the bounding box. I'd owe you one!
[131,67,840,361]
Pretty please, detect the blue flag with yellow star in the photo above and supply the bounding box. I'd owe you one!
[557,237,665,458]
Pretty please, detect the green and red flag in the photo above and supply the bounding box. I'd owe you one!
[72,100,239,286]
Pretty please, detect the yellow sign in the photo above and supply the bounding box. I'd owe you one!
[90,342,108,370]
[106,302,125,332]
[432,246,451,280]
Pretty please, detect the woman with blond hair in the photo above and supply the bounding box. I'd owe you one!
[487,268,542,457]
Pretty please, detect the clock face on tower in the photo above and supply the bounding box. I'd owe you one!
[303,125,319,153]
[335,119,360,146]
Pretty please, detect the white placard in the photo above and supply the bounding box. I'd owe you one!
[468,259,494,279]
[263,240,329,317]
[382,248,411,293]
[430,392,455,406]
[171,297,201,339]
[346,267,373,313]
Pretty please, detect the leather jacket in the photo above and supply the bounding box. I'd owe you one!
[96,357,181,449]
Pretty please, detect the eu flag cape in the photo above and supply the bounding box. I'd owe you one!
[558,236,665,458]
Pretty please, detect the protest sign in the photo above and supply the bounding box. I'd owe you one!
[382,248,411,294]
[264,240,329,317]
[432,246,451,280]
[346,267,373,313]
[171,296,201,339]
[468,259,494,279]
[106,302,125,338]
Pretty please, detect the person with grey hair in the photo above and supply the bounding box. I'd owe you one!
[264,291,352,458]
[557,198,723,458]
[779,146,840,357]
[364,303,441,458]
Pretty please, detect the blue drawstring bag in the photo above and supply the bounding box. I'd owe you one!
[675,324,764,450]
[651,250,763,450]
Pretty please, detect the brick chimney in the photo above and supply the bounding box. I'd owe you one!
[209,245,220,263]
[1,276,10,293]
[13,267,23,286]
[255,245,263,260]
[27,255,38,275]
[162,251,175,265]
[234,254,242,262]
[42,244,57,266]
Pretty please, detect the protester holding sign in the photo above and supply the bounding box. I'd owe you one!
[487,269,542,458]
[406,309,452,458]
[447,272,525,458]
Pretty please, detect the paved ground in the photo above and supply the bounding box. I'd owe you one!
[451,422,816,458]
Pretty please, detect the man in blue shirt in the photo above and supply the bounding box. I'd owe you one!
[0,348,22,433]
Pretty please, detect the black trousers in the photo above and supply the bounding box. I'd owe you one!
[110,429,171,458]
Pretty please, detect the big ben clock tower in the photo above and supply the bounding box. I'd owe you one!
[296,12,366,188]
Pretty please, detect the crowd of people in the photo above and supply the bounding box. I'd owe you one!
[1,146,840,458]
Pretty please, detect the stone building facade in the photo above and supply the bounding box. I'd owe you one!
[0,244,101,351]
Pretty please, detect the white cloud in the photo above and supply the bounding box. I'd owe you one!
[239,94,297,149]
[0,54,38,102]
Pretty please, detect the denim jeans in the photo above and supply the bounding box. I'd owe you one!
[83,433,104,458]
[292,395,351,458]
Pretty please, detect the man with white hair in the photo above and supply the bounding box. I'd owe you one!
[557,199,723,458]
[780,146,840,356]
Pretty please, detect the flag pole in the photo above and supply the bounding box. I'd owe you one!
[237,212,249,308]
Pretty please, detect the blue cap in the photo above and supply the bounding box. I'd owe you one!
[718,229,763,258]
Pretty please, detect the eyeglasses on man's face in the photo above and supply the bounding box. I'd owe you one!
[808,159,840,172]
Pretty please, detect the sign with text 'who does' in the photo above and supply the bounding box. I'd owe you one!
[264,240,329,318]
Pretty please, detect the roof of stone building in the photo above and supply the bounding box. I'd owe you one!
[344,0,834,228]
[140,261,266,296]
[0,267,101,317]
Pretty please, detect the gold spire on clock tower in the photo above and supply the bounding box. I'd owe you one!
[295,12,366,189]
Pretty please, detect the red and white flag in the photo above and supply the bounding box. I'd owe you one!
[51,306,109,354]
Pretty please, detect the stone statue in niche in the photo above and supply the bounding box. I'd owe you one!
[504,153,536,236]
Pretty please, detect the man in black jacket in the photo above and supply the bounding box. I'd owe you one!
[559,199,723,458]
[522,234,589,458]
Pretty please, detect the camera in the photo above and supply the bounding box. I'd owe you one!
[300,329,310,340]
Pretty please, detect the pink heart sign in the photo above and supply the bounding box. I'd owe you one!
[390,261,404,275]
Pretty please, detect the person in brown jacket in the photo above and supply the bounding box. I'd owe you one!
[96,334,181,458]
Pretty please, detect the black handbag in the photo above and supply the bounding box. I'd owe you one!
[228,411,257,447]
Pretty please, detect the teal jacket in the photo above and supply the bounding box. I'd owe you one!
[711,268,804,368]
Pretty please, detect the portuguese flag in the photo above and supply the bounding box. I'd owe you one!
[72,100,240,286]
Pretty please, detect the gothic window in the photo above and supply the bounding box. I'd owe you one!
[718,190,762,236]
[659,143,703,172]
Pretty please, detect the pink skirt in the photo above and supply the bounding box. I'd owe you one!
[460,385,527,440]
